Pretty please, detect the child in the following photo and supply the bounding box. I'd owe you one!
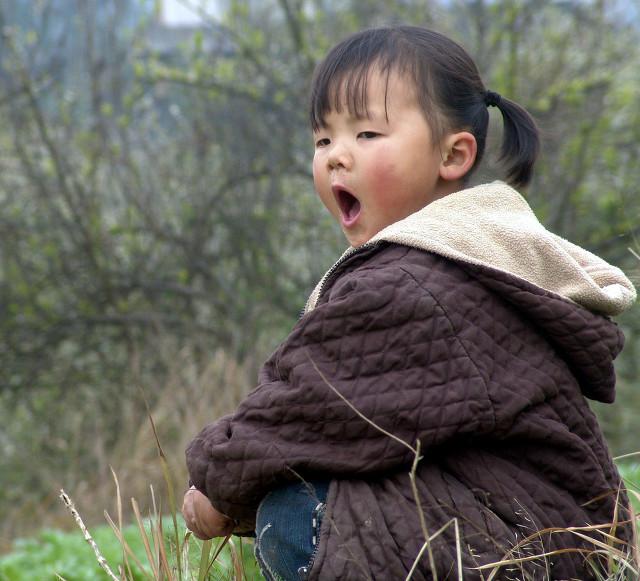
[182,26,637,580]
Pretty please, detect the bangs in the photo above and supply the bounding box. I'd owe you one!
[310,61,393,131]
[310,28,424,132]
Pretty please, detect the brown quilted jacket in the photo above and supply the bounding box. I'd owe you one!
[187,241,635,579]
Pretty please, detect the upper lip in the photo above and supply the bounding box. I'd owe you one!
[331,182,357,203]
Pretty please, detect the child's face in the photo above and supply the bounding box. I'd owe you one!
[312,70,446,247]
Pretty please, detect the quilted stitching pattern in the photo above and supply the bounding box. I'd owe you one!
[186,244,632,579]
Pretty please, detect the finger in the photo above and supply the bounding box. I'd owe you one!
[181,494,194,520]
[190,527,211,540]
[181,495,200,535]
[182,489,233,539]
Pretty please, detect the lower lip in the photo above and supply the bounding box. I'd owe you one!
[340,202,362,228]
[341,212,360,228]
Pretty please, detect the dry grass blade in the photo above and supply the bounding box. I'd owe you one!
[144,393,184,577]
[149,486,163,572]
[482,546,589,579]
[132,497,159,578]
[153,515,174,580]
[406,518,463,580]
[607,488,622,574]
[238,538,247,581]
[229,537,244,580]
[612,451,640,461]
[205,535,233,578]
[147,485,177,579]
[307,353,417,455]
[59,490,119,581]
[197,537,213,581]
[480,534,637,580]
[181,531,192,580]
[486,520,633,563]
[568,531,637,569]
[471,492,639,580]
[453,517,463,581]
[584,548,638,576]
[104,510,153,580]
[406,541,430,580]
[110,467,135,581]
[629,490,640,570]
[407,440,437,580]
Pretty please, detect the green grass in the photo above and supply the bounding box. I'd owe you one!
[0,517,260,581]
[0,525,147,581]
[2,464,638,580]
[619,461,640,510]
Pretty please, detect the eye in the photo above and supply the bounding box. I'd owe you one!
[315,137,330,148]
[358,131,380,140]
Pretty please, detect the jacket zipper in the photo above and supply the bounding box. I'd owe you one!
[299,241,382,318]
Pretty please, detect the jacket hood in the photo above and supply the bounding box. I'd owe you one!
[458,259,625,403]
[309,181,636,317]
[368,181,636,316]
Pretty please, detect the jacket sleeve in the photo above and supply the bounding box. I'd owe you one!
[186,263,496,525]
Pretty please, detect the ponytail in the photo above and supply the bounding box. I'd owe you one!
[485,91,540,188]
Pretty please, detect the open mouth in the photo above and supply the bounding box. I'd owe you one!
[334,188,361,226]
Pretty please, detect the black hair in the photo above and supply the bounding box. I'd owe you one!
[309,26,539,188]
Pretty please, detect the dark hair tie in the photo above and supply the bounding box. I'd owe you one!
[484,90,502,107]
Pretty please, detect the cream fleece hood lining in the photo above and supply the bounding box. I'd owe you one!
[307,182,636,316]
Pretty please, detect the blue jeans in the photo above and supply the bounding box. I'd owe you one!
[255,480,329,581]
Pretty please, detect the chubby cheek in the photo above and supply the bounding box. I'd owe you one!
[367,152,403,210]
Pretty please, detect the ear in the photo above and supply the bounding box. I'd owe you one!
[438,131,477,182]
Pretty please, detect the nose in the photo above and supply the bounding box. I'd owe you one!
[327,139,353,170]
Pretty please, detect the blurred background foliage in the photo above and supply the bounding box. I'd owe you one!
[0,0,638,548]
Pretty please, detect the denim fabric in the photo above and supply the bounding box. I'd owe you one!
[255,480,329,581]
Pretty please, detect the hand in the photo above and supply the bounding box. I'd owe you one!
[181,487,234,540]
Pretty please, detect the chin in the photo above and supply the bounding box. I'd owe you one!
[347,235,371,248]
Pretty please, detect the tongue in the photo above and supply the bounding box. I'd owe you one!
[345,198,361,220]
[339,191,361,223]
